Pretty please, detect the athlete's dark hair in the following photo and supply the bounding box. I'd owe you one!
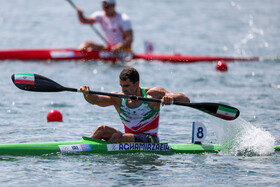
[119,67,139,84]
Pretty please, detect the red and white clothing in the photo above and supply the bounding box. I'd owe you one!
[119,88,160,136]
[90,11,132,47]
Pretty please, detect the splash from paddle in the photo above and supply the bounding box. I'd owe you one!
[11,73,240,120]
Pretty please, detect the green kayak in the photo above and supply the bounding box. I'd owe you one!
[0,136,279,156]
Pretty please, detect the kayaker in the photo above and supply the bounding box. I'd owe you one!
[80,67,190,143]
[75,0,133,54]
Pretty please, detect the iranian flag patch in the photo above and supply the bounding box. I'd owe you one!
[216,105,238,120]
[14,73,35,85]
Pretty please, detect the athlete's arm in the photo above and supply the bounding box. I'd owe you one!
[76,8,95,24]
[80,86,120,107]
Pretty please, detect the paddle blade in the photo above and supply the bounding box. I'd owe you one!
[196,102,240,120]
[215,103,240,120]
[11,73,65,92]
[174,102,240,120]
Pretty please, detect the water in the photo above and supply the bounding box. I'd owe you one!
[1,0,280,186]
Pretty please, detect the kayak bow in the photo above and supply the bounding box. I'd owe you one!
[0,136,279,156]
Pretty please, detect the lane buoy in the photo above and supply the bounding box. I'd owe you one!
[216,60,228,71]
[47,109,63,122]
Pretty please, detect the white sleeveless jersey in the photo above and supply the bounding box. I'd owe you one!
[90,11,132,46]
[119,88,160,136]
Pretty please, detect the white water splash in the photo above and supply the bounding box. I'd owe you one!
[210,117,276,156]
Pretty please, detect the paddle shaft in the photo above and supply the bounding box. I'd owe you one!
[62,86,240,120]
[12,73,240,120]
[65,86,166,103]
[66,0,107,44]
[63,86,230,109]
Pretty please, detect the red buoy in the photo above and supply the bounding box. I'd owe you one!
[47,109,63,122]
[216,60,228,71]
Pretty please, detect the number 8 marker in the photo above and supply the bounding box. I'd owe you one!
[192,122,207,144]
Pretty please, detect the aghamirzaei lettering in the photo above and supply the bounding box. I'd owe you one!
[107,143,171,152]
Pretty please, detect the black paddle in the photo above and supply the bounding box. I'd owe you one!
[11,73,240,120]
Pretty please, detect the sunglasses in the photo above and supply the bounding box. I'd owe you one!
[102,3,114,9]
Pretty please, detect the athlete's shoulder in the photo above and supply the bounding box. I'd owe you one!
[117,12,130,21]
[143,87,151,92]
[90,11,105,18]
[146,87,168,99]
[148,87,168,93]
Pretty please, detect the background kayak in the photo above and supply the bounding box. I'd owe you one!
[0,48,258,63]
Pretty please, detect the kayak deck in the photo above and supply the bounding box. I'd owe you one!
[1,137,279,156]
